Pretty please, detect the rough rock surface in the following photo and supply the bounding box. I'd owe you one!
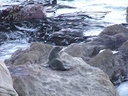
[5,43,119,96]
[99,24,128,36]
[5,42,53,65]
[0,60,18,96]
[0,4,46,22]
[20,4,46,20]
[63,42,103,62]
[117,40,128,72]
[88,49,121,77]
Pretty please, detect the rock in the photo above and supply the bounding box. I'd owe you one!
[99,24,128,36]
[6,43,119,96]
[5,42,53,65]
[118,40,128,60]
[0,32,7,45]
[102,33,127,50]
[117,40,128,73]
[63,42,103,62]
[88,49,121,77]
[0,60,18,96]
[0,4,46,22]
[20,4,46,20]
[89,32,127,50]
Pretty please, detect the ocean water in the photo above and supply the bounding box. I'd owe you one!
[0,0,127,59]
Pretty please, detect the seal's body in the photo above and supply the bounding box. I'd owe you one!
[48,46,71,71]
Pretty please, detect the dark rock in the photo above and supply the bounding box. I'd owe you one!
[5,43,119,96]
[118,40,128,65]
[99,24,128,36]
[20,4,46,20]
[89,32,127,50]
[0,32,7,45]
[111,68,127,85]
[63,42,103,62]
[0,4,46,22]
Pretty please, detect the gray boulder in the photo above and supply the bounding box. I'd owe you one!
[88,49,122,77]
[99,24,128,36]
[7,46,119,96]
[20,4,46,20]
[63,42,103,62]
[118,40,128,73]
[0,60,18,96]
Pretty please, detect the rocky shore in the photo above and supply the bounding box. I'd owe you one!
[2,24,128,96]
[0,1,128,96]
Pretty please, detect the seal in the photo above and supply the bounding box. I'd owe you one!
[48,46,71,71]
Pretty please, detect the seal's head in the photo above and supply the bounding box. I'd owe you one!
[53,46,63,52]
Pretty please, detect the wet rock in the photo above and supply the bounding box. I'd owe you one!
[0,32,7,45]
[0,60,18,96]
[46,28,89,45]
[6,43,119,96]
[111,68,127,85]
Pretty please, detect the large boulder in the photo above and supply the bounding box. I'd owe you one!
[6,43,119,96]
[96,24,128,50]
[20,4,46,20]
[63,42,103,62]
[88,49,122,77]
[89,32,127,50]
[0,4,46,22]
[0,60,18,96]
[117,40,128,73]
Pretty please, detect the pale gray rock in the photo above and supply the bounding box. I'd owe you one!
[8,50,119,96]
[99,24,128,36]
[63,42,102,62]
[0,60,18,96]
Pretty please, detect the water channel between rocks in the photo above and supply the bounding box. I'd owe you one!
[0,0,127,60]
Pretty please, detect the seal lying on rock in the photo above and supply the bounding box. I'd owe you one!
[48,46,72,71]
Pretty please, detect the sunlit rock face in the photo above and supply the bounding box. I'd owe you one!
[5,42,119,96]
[0,60,18,96]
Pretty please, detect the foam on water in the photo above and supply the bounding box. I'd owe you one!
[117,82,128,96]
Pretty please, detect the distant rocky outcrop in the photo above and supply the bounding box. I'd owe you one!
[0,60,18,96]
[4,43,119,96]
[0,4,46,22]
[99,24,128,36]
